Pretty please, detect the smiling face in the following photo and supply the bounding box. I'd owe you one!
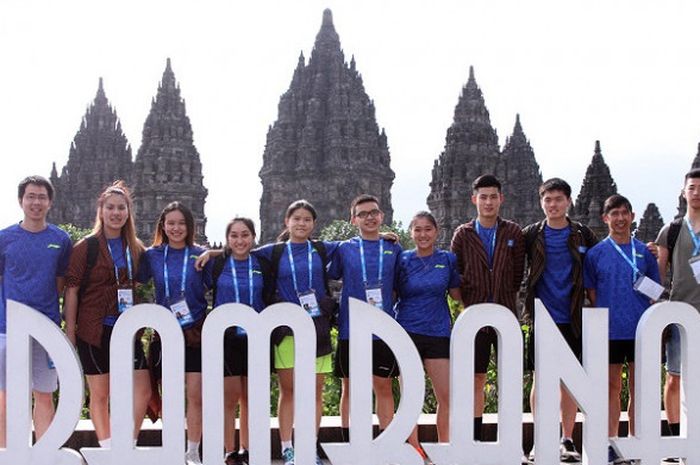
[603,205,634,237]
[410,217,438,254]
[540,189,572,223]
[471,187,503,221]
[285,207,315,242]
[163,209,188,248]
[351,201,384,237]
[227,221,255,259]
[19,183,52,224]
[101,193,129,236]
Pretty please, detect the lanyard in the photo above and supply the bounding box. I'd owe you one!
[230,255,254,306]
[359,238,384,286]
[606,237,640,281]
[163,245,189,300]
[475,221,497,265]
[685,216,700,256]
[106,239,132,284]
[287,241,313,294]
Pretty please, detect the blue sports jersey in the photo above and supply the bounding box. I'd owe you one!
[0,223,72,332]
[255,240,338,305]
[138,244,212,328]
[327,237,403,340]
[394,249,461,337]
[535,224,574,323]
[214,254,265,312]
[583,237,661,340]
[476,221,497,268]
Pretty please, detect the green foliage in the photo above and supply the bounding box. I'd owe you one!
[319,219,413,250]
[58,223,92,243]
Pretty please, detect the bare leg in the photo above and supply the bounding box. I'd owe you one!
[86,374,111,441]
[560,385,578,439]
[133,369,151,441]
[372,376,394,430]
[608,364,623,437]
[340,378,350,428]
[474,373,487,416]
[627,364,635,436]
[0,390,5,448]
[425,358,450,442]
[277,368,294,442]
[32,390,55,440]
[185,373,203,442]
[664,373,680,424]
[239,378,249,450]
[224,376,242,453]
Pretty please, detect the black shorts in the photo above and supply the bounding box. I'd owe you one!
[334,338,399,379]
[526,323,581,371]
[224,328,248,377]
[609,339,635,364]
[474,327,498,374]
[408,332,450,360]
[77,325,148,376]
[149,338,202,377]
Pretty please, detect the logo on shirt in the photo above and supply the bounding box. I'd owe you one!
[578,246,588,254]
[47,244,61,249]
[189,254,199,260]
[383,250,393,255]
[253,270,263,275]
[435,264,446,269]
[507,239,514,247]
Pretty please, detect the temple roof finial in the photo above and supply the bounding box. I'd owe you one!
[322,8,333,27]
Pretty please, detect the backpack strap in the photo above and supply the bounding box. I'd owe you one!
[310,240,331,295]
[78,235,100,304]
[667,218,683,266]
[211,253,227,305]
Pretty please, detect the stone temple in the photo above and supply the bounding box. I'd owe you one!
[258,9,394,243]
[49,59,208,243]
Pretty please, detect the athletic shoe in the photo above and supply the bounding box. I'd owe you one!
[559,438,582,463]
[185,449,202,465]
[237,450,249,465]
[608,446,635,465]
[282,447,295,465]
[662,458,680,464]
[523,449,535,464]
[224,452,238,465]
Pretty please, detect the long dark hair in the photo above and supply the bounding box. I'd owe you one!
[224,217,257,255]
[276,199,318,242]
[152,201,195,247]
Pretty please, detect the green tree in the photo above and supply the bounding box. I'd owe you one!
[58,223,92,243]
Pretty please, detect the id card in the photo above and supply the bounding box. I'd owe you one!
[634,276,665,301]
[117,289,134,313]
[365,286,383,310]
[689,255,700,284]
[298,290,321,317]
[170,299,194,326]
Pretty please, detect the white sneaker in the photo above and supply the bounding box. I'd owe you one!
[282,447,295,465]
[185,449,202,465]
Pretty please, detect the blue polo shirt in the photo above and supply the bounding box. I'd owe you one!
[584,237,661,340]
[327,237,402,340]
[394,249,461,337]
[0,223,72,332]
[535,224,574,323]
[214,255,265,312]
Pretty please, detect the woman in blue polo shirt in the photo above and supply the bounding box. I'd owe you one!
[395,211,462,443]
[138,201,212,465]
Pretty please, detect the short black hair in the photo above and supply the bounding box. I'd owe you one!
[472,174,501,193]
[350,194,380,217]
[685,168,700,182]
[18,175,54,201]
[603,194,633,215]
[539,178,572,199]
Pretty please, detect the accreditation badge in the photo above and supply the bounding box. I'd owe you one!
[633,276,664,301]
[689,255,700,284]
[365,285,384,310]
[298,290,321,317]
[170,298,194,327]
[117,289,134,313]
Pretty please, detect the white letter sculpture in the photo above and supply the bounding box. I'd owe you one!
[201,302,317,465]
[0,300,84,465]
[535,299,608,465]
[613,301,700,464]
[424,303,523,465]
[81,303,185,465]
[323,298,425,465]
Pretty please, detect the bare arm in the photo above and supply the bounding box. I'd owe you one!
[586,288,596,306]
[194,248,223,271]
[657,244,669,279]
[63,287,79,346]
[56,277,66,296]
[449,288,463,307]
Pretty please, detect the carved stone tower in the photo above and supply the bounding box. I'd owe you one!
[636,203,664,243]
[427,66,501,248]
[497,114,543,227]
[258,9,394,243]
[49,78,132,228]
[132,58,208,243]
[571,140,618,238]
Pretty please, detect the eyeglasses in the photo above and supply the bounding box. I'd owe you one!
[355,209,382,219]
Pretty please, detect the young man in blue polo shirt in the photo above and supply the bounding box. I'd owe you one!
[0,176,72,447]
[584,194,662,465]
[328,194,403,443]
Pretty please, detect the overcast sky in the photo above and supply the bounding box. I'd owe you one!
[1,0,698,242]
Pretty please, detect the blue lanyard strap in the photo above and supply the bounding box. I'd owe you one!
[106,239,133,284]
[230,255,254,306]
[359,238,384,286]
[163,245,189,300]
[475,221,497,265]
[286,240,313,294]
[685,216,700,256]
[605,237,639,281]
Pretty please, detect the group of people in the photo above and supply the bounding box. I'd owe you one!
[0,169,696,465]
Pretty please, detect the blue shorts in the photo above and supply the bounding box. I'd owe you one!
[665,324,681,376]
[0,333,58,393]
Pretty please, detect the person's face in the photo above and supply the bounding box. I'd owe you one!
[227,221,255,258]
[285,208,315,241]
[683,177,700,211]
[19,184,52,222]
[603,205,634,237]
[410,217,438,252]
[101,194,129,233]
[351,201,384,235]
[164,210,188,246]
[471,187,503,219]
[540,189,571,222]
